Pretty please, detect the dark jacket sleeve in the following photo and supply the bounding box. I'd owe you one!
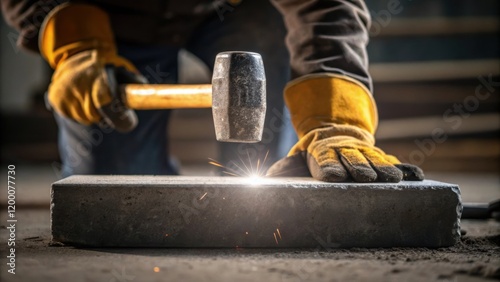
[1,0,68,52]
[270,0,372,91]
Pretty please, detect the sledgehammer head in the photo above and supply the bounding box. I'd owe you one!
[212,52,266,143]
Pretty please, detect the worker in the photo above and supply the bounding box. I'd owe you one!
[2,0,423,182]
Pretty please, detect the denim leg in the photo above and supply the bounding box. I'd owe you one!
[56,44,180,177]
[186,0,296,173]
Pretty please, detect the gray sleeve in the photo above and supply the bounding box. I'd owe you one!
[270,0,372,91]
[1,0,69,52]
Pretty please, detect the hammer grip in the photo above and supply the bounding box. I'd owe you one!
[122,84,212,109]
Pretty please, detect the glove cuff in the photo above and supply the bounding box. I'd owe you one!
[284,74,378,139]
[39,3,116,68]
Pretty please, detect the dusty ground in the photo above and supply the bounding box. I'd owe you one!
[0,209,499,282]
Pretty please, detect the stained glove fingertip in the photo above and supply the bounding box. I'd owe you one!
[395,164,425,181]
[371,165,403,182]
[307,155,349,182]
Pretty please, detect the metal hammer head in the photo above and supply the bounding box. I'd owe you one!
[212,51,266,143]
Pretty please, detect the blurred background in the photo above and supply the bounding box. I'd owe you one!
[0,0,499,205]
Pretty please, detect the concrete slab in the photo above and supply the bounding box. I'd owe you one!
[4,209,499,282]
[51,176,462,248]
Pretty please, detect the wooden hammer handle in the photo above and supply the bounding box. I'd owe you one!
[122,84,212,109]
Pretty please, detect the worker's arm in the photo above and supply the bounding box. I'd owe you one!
[268,0,424,182]
[2,0,66,52]
[2,1,144,132]
[270,0,372,89]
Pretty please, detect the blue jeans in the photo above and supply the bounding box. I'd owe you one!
[55,0,296,177]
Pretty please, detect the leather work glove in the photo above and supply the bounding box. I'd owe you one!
[40,3,145,132]
[267,75,424,182]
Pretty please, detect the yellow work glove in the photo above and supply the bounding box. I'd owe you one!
[40,3,145,132]
[267,74,424,182]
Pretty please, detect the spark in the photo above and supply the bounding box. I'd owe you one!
[230,160,249,176]
[246,174,267,186]
[222,171,239,177]
[153,267,160,273]
[258,150,270,176]
[247,150,254,174]
[245,232,249,235]
[207,150,272,178]
[273,232,279,245]
[165,234,169,237]
[276,228,282,240]
[208,158,244,176]
[208,160,224,168]
[199,192,208,201]
[237,152,252,175]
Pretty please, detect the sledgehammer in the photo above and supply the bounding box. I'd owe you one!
[106,51,266,142]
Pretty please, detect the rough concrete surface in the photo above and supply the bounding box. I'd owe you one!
[0,210,499,282]
[51,176,461,247]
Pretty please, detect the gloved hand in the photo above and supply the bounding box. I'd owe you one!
[40,3,145,132]
[267,74,424,182]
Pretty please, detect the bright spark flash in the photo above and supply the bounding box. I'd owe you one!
[208,150,272,179]
[273,232,279,245]
[276,228,282,240]
[246,174,267,186]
